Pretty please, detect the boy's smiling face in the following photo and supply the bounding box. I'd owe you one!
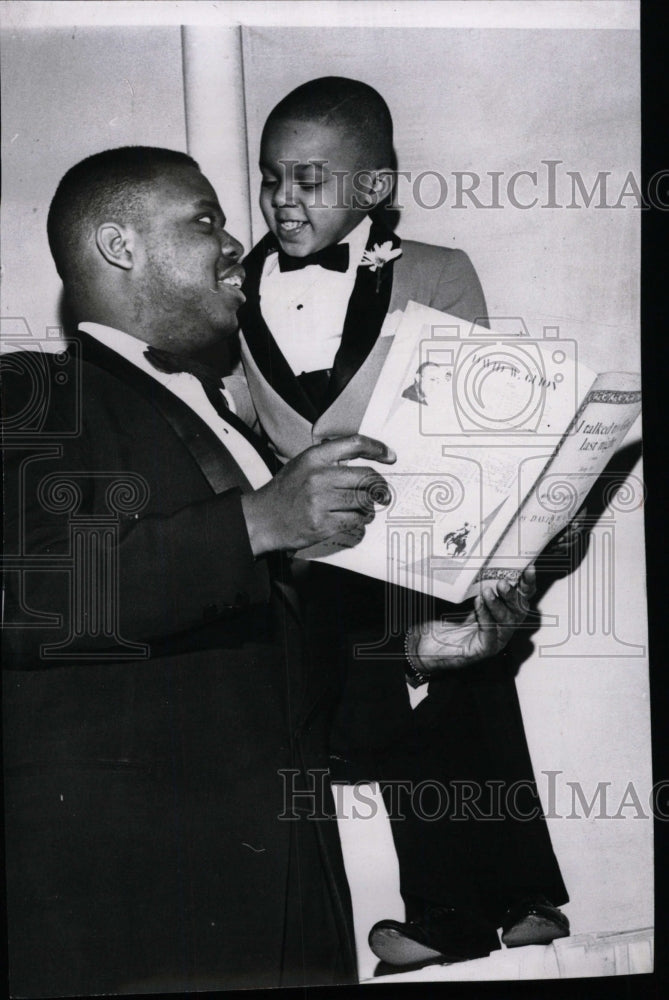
[259,117,378,257]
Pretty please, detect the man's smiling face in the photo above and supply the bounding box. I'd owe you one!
[259,117,373,257]
[130,165,246,353]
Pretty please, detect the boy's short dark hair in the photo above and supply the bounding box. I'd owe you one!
[47,146,198,284]
[264,76,394,167]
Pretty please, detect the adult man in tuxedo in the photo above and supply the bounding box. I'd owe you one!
[2,145,532,995]
[1,146,400,996]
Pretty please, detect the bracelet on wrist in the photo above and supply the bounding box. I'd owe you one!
[404,631,430,688]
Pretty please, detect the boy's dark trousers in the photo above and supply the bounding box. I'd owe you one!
[307,563,568,927]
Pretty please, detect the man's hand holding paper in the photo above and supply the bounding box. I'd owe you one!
[242,433,396,555]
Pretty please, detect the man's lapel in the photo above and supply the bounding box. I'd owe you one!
[76,332,259,495]
[238,236,319,423]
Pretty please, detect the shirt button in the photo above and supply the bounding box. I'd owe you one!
[296,304,303,310]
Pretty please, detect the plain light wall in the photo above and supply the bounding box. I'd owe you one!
[0,27,187,345]
[181,26,252,253]
[240,24,651,958]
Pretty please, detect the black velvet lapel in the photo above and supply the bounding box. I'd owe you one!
[326,220,401,406]
[239,222,401,419]
[238,236,319,423]
[74,333,273,495]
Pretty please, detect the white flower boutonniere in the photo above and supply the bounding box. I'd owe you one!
[360,241,403,292]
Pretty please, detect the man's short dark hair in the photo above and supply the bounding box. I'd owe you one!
[263,77,394,167]
[47,146,199,284]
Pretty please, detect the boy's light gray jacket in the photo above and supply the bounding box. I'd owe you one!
[238,225,488,462]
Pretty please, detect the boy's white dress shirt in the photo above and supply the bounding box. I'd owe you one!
[259,218,372,375]
[80,322,272,490]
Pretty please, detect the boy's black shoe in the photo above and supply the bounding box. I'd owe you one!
[368,906,501,967]
[500,894,570,947]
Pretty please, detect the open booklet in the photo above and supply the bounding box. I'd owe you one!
[300,301,642,603]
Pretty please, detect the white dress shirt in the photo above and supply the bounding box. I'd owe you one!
[259,217,372,375]
[79,322,272,490]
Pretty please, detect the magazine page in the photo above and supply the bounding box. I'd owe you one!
[471,371,642,596]
[303,303,609,602]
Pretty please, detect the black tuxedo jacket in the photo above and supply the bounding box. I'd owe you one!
[1,334,355,995]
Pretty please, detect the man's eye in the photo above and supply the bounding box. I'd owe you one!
[196,212,225,229]
[297,182,321,190]
[260,177,277,188]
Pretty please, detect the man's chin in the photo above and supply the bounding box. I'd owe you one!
[196,318,242,370]
[217,314,242,337]
[210,306,242,338]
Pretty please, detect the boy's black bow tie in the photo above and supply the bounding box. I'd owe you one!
[277,242,349,273]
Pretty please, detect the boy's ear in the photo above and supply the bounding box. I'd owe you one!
[368,168,395,205]
[95,222,135,271]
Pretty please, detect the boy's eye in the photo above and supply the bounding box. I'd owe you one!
[197,214,215,227]
[260,177,277,188]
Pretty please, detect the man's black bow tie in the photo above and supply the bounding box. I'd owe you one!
[145,346,224,388]
[144,346,230,417]
[277,242,349,273]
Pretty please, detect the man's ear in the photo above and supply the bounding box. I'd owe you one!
[95,223,135,271]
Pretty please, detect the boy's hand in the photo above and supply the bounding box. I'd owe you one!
[241,434,396,556]
[407,565,536,674]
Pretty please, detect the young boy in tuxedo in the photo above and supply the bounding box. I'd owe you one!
[239,78,487,463]
[238,77,570,969]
